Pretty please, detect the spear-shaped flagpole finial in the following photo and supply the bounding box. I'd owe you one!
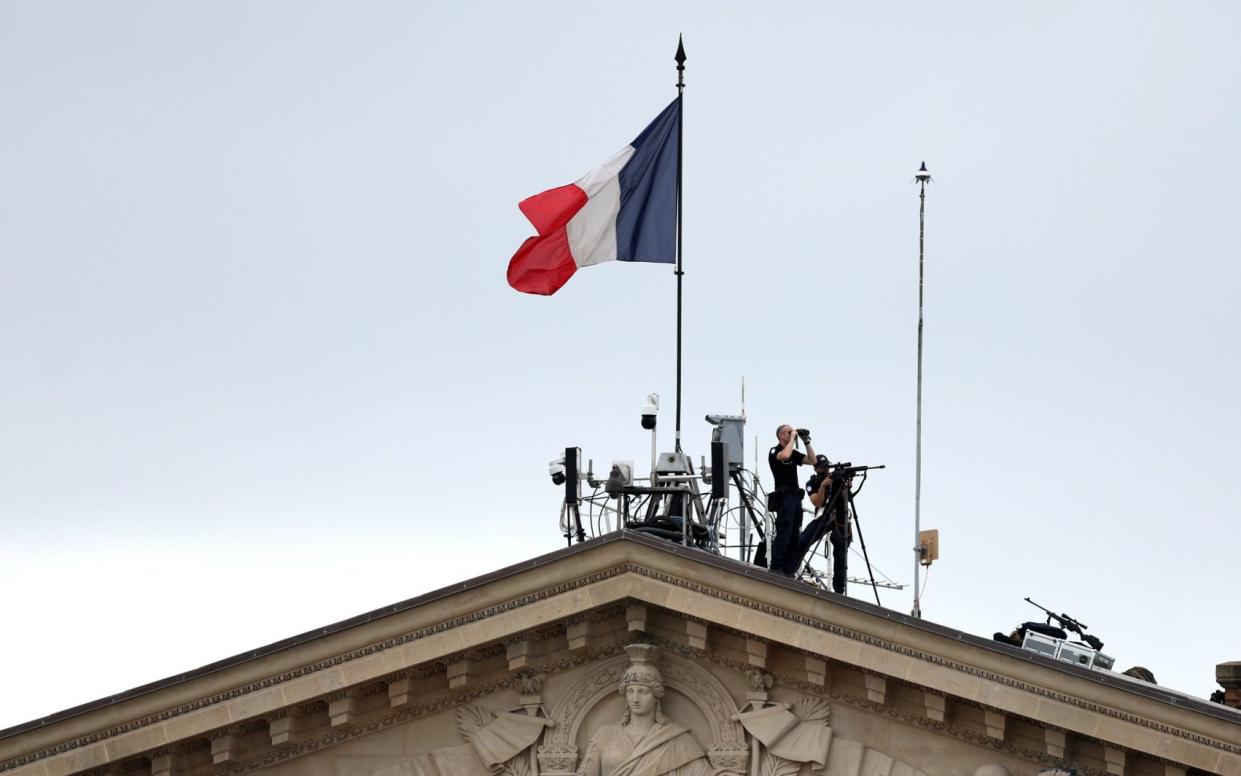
[675,35,686,91]
[672,33,686,450]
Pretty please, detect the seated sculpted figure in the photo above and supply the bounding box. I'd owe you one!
[576,645,717,776]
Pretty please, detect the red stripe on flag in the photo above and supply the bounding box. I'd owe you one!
[507,228,578,295]
[518,184,588,236]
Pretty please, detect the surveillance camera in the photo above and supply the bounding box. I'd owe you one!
[605,461,633,498]
[640,393,659,430]
[549,456,566,486]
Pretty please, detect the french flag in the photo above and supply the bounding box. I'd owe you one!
[507,98,681,295]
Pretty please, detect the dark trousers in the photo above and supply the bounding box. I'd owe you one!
[795,512,851,593]
[829,529,849,594]
[770,491,803,575]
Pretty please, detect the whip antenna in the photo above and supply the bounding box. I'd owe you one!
[912,161,932,619]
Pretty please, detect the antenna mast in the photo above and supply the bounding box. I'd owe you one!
[912,161,931,619]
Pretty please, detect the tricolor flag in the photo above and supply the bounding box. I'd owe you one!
[507,98,681,295]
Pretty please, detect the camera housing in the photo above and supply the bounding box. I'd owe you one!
[705,413,745,472]
[548,456,566,486]
[641,393,659,430]
[604,461,634,498]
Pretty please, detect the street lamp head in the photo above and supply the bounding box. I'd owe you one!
[913,161,932,183]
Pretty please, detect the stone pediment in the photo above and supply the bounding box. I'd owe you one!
[2,533,1239,776]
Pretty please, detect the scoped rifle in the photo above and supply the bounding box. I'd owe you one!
[1024,597,1104,651]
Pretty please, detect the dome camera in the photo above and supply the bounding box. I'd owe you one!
[640,393,659,430]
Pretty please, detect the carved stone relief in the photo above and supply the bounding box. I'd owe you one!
[572,644,728,776]
[363,640,1003,776]
[373,703,551,776]
[539,645,748,776]
[736,697,833,776]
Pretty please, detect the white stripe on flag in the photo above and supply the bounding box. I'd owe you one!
[567,145,635,268]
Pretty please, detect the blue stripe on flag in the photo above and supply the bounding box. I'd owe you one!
[616,97,680,264]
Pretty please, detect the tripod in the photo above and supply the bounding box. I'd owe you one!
[800,469,883,606]
[846,484,882,606]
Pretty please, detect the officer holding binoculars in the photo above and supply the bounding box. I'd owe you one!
[767,424,816,577]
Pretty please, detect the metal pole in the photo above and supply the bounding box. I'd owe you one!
[674,35,686,452]
[650,425,657,487]
[912,161,930,619]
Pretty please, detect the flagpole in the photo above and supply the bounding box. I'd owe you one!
[674,35,686,453]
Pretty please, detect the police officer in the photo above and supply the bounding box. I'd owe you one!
[800,455,851,594]
[767,424,816,577]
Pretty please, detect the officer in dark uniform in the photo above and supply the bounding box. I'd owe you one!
[799,455,851,594]
[767,424,816,577]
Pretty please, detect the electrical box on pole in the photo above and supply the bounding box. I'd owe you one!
[917,529,939,566]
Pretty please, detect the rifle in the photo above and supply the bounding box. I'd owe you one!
[1024,597,1104,651]
[827,462,886,477]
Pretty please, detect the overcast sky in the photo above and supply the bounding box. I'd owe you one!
[3,1,1240,731]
